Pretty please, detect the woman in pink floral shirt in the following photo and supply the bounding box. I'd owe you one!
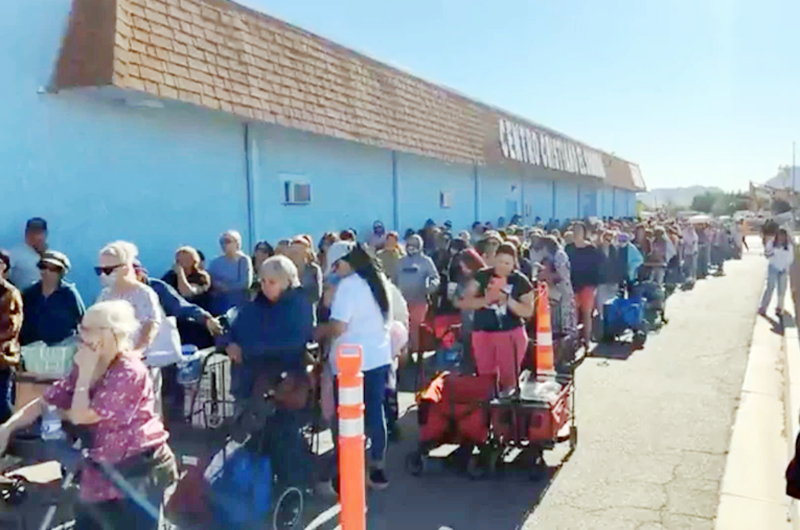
[0,300,176,530]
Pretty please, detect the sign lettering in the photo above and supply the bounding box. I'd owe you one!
[498,118,606,179]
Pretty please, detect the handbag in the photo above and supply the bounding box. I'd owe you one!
[145,316,183,368]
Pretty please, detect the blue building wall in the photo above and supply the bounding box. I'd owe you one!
[554,181,579,222]
[579,185,599,218]
[611,189,635,218]
[478,166,523,226]
[523,178,554,223]
[601,188,614,218]
[396,154,475,233]
[250,124,394,242]
[0,0,250,301]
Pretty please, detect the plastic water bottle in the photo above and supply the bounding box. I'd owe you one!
[41,404,65,441]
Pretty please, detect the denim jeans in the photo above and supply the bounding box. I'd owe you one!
[760,266,788,312]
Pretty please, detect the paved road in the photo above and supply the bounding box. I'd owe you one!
[306,245,767,530]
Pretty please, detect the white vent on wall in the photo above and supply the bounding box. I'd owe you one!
[440,191,453,209]
[282,179,311,205]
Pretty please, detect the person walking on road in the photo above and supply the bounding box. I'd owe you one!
[759,228,794,318]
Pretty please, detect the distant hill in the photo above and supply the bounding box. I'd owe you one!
[637,186,724,209]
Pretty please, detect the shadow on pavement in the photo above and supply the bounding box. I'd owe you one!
[588,341,635,361]
[759,313,786,335]
[361,409,571,530]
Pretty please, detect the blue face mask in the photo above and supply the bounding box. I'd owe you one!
[325,273,341,286]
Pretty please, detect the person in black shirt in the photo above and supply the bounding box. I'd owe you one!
[162,246,212,309]
[460,243,534,391]
[564,222,605,347]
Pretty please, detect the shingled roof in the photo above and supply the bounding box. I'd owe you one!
[52,0,645,190]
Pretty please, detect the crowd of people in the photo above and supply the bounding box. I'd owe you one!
[0,211,764,527]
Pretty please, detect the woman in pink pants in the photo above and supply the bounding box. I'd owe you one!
[461,243,535,392]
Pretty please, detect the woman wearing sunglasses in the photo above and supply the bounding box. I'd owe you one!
[20,250,85,346]
[95,242,162,356]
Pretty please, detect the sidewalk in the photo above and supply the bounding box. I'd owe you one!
[714,246,797,529]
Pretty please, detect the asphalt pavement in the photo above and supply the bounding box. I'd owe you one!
[320,245,767,530]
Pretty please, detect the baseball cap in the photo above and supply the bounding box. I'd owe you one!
[325,241,355,276]
[25,217,48,233]
[38,250,71,272]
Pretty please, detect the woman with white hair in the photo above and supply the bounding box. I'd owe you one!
[95,241,162,353]
[225,255,313,397]
[0,301,177,530]
[208,230,253,315]
[224,255,313,488]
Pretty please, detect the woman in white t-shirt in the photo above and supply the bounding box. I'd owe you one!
[759,228,795,317]
[316,244,393,490]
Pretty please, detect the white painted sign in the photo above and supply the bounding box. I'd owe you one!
[498,118,606,179]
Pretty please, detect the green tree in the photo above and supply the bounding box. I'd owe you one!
[691,191,749,216]
[690,192,718,213]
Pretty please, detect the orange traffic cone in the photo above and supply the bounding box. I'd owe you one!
[535,282,555,376]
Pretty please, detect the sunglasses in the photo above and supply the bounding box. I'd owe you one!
[94,264,124,276]
[38,263,63,273]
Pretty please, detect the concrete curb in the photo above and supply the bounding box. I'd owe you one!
[715,251,794,529]
[784,313,800,530]
[783,247,800,530]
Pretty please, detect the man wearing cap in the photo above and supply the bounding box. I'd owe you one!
[21,251,85,346]
[9,218,49,290]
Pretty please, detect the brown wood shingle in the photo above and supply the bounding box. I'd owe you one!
[51,0,643,189]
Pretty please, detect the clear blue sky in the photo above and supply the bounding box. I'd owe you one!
[239,0,800,192]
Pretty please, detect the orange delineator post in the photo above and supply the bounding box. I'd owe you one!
[535,282,556,374]
[336,344,366,530]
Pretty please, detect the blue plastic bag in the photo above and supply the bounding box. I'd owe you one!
[207,446,273,526]
[604,296,645,335]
